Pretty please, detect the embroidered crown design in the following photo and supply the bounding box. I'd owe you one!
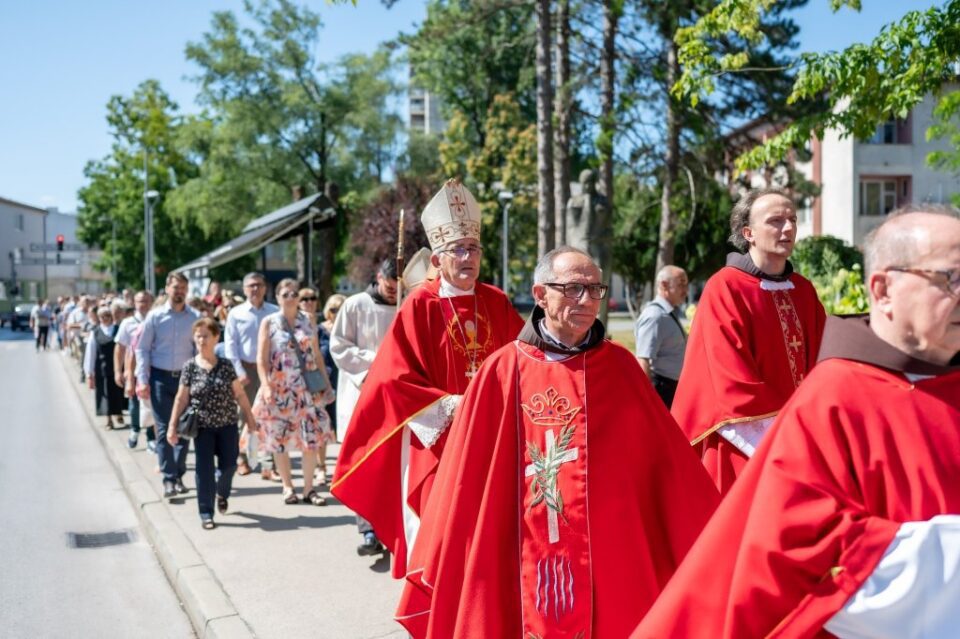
[521,387,581,428]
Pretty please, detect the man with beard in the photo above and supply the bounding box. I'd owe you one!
[672,187,826,493]
[633,205,960,638]
[136,272,200,499]
[332,179,524,576]
[330,258,399,555]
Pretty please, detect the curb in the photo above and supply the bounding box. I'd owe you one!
[61,354,255,639]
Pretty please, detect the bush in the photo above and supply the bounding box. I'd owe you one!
[792,236,869,314]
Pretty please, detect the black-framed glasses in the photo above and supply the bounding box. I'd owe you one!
[543,282,609,300]
[441,245,483,259]
[299,296,318,302]
[886,267,960,296]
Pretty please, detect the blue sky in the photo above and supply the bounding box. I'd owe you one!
[0,0,943,213]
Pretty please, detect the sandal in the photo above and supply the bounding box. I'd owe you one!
[236,460,252,476]
[303,490,326,506]
[201,518,216,530]
[283,489,299,505]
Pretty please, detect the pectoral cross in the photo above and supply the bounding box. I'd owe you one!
[525,429,579,544]
[788,336,802,350]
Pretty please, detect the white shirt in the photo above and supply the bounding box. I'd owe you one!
[224,300,279,377]
[115,312,144,349]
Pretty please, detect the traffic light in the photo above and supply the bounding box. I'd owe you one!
[56,234,64,251]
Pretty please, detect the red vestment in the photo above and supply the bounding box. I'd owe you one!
[633,316,960,639]
[331,278,522,577]
[672,259,825,493]
[397,316,719,638]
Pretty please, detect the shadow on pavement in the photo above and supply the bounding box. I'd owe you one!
[221,512,355,531]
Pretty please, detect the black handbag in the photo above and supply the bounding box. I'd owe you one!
[176,362,201,439]
[177,406,200,439]
[283,315,327,394]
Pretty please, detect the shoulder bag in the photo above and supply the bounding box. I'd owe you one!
[177,361,201,439]
[282,314,327,394]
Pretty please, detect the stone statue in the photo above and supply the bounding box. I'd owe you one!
[565,169,609,261]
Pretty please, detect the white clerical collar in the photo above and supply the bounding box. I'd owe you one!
[439,276,475,298]
[538,319,591,350]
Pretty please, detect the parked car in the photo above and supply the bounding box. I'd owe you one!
[11,303,35,331]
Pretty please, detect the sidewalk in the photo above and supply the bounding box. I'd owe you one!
[61,354,404,639]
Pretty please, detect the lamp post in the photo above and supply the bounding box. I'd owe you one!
[144,190,159,294]
[498,190,514,295]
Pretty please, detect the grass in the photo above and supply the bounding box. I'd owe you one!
[608,329,635,352]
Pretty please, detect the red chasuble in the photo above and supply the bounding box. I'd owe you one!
[672,258,825,493]
[633,316,960,639]
[331,278,522,578]
[396,320,719,638]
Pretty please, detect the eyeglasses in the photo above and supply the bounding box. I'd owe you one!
[441,246,483,259]
[886,267,960,296]
[300,296,318,302]
[279,292,298,300]
[543,282,609,300]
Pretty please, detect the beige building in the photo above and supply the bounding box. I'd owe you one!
[723,88,960,247]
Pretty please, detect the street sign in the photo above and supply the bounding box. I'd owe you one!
[17,257,80,266]
[29,242,86,252]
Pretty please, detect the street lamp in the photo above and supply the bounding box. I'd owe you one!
[498,190,514,295]
[144,189,159,294]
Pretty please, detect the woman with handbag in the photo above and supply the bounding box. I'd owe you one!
[253,278,335,506]
[167,317,257,530]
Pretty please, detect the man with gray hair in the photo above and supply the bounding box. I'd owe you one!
[224,272,279,480]
[397,246,718,637]
[633,204,960,638]
[634,265,689,408]
[671,187,825,494]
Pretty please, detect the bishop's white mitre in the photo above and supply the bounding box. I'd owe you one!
[421,179,482,251]
[402,247,433,290]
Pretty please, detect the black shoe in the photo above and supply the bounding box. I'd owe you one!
[357,533,385,556]
[175,479,188,494]
[163,481,177,499]
[217,496,228,514]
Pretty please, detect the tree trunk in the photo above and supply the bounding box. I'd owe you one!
[535,0,555,258]
[656,34,680,274]
[597,0,619,325]
[553,0,571,247]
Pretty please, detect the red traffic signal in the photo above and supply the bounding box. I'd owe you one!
[56,235,64,251]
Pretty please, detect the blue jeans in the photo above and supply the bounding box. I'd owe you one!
[150,368,190,482]
[129,396,156,441]
[194,425,239,518]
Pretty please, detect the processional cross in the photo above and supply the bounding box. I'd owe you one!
[525,429,579,544]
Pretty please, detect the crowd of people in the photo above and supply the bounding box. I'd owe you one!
[31,177,960,637]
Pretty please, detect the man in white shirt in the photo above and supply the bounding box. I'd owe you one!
[115,290,154,449]
[224,272,279,479]
[329,258,398,442]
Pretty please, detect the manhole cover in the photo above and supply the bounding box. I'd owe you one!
[66,530,136,549]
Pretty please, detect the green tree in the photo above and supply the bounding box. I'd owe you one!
[179,0,403,296]
[77,80,212,290]
[674,0,960,174]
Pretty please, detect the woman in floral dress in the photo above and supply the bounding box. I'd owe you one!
[253,278,335,505]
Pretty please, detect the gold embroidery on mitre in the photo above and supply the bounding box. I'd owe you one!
[522,387,581,428]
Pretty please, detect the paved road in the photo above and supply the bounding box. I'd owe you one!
[0,332,193,638]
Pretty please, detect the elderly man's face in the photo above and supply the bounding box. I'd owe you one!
[533,252,603,344]
[744,194,798,259]
[883,217,960,364]
[432,239,483,289]
[243,277,266,307]
[662,270,689,307]
[134,293,151,317]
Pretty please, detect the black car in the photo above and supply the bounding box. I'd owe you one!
[10,303,35,330]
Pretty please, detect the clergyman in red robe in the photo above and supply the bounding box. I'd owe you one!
[331,179,523,576]
[672,187,826,493]
[397,247,719,638]
[633,207,960,639]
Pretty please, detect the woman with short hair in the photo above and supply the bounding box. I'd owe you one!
[253,279,334,505]
[167,317,257,530]
[83,305,125,429]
